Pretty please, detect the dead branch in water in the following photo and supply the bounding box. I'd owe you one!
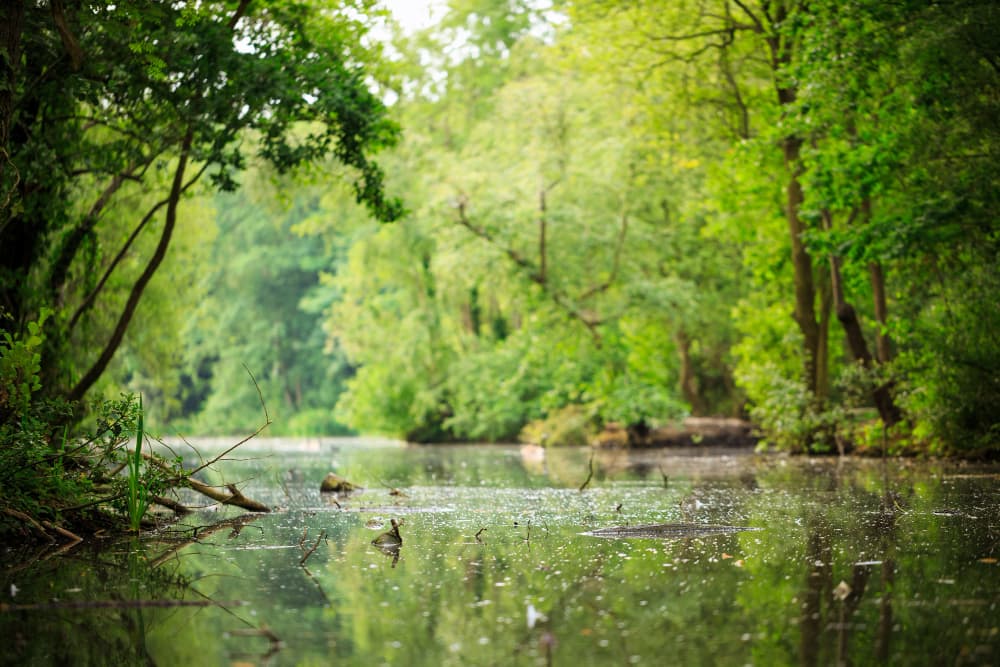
[142,453,270,513]
[299,528,327,566]
[0,599,244,612]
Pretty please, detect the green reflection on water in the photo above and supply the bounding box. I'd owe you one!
[3,441,999,666]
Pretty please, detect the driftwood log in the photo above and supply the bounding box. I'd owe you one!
[595,417,757,448]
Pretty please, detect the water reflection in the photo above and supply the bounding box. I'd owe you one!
[2,441,999,666]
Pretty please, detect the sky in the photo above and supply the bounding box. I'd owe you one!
[380,0,446,32]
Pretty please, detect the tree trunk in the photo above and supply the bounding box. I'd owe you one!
[676,330,706,416]
[782,136,821,396]
[869,261,893,363]
[816,266,832,406]
[68,130,194,402]
[824,211,901,427]
[0,0,23,173]
[538,187,547,284]
[0,0,26,320]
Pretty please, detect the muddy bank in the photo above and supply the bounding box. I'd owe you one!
[595,417,757,448]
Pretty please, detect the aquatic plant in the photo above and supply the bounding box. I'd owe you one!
[125,395,151,532]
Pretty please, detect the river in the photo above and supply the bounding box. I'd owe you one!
[2,438,998,665]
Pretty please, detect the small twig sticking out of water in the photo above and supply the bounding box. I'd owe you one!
[277,471,292,502]
[658,465,669,488]
[578,450,595,492]
[475,527,487,542]
[515,520,533,542]
[299,529,327,566]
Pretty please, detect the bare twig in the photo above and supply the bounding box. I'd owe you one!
[186,367,271,478]
[299,529,327,566]
[578,451,596,492]
[658,464,670,488]
[454,198,604,342]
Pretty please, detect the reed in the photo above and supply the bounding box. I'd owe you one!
[126,395,150,532]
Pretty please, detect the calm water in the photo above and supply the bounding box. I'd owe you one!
[2,439,999,666]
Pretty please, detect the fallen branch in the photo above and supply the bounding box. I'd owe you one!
[142,453,270,513]
[2,508,54,542]
[150,495,191,515]
[0,599,243,612]
[41,520,82,544]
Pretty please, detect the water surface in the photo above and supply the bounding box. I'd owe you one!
[2,439,998,666]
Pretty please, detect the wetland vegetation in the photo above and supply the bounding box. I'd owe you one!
[0,1,999,662]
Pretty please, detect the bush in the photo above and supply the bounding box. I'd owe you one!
[519,405,597,447]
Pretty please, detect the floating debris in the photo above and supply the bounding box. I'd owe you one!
[583,523,760,540]
[372,519,404,567]
[320,473,361,494]
[833,580,852,601]
[372,518,403,548]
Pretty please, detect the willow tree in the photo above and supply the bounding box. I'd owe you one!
[0,0,401,412]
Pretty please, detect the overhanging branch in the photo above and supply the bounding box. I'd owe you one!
[68,129,195,402]
[68,161,209,334]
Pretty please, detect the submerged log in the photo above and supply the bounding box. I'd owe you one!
[320,473,360,494]
[583,522,760,540]
[596,417,757,448]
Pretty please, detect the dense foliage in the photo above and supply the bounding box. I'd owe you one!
[0,0,400,535]
[232,0,991,453]
[2,0,998,465]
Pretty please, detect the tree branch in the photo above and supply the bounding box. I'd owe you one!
[67,161,209,334]
[579,200,629,300]
[227,0,253,30]
[48,157,153,303]
[730,0,766,34]
[50,0,84,70]
[68,129,195,402]
[454,198,603,342]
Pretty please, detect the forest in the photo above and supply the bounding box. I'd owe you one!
[1,0,998,501]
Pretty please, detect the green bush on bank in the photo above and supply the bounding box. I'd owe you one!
[0,315,175,538]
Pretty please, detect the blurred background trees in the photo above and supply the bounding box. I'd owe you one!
[4,0,996,454]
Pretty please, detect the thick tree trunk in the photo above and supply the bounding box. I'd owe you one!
[782,137,821,396]
[862,200,893,363]
[0,0,25,320]
[0,0,23,167]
